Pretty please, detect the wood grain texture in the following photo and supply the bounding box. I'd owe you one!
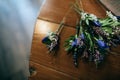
[38,0,78,26]
[29,61,77,80]
[30,0,120,80]
[39,0,106,27]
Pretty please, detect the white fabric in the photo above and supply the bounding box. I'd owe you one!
[0,0,45,80]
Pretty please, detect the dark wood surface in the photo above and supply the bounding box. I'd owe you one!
[29,0,120,80]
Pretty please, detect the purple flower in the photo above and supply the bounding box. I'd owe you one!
[97,40,108,48]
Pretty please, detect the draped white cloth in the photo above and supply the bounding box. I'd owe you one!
[0,0,45,80]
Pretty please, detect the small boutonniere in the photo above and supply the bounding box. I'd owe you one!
[42,21,64,55]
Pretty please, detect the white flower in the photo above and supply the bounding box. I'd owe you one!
[89,14,97,21]
[81,12,87,20]
[49,32,58,41]
[81,12,98,21]
[48,32,55,40]
[106,11,117,21]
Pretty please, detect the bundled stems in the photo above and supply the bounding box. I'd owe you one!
[55,19,65,35]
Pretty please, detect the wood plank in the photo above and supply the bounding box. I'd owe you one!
[39,0,106,27]
[38,0,77,27]
[29,61,77,80]
[81,0,106,17]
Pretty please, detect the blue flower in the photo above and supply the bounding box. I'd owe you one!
[71,39,77,46]
[93,21,101,27]
[42,36,51,45]
[116,16,120,20]
[80,33,84,40]
[97,40,108,48]
[71,41,76,46]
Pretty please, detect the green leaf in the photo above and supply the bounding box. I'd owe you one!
[65,46,73,51]
[85,19,89,25]
[85,32,94,52]
[102,27,112,33]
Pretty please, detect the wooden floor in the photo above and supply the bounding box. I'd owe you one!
[29,0,120,80]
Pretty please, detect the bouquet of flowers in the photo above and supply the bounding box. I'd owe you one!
[42,21,64,55]
[64,1,120,68]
